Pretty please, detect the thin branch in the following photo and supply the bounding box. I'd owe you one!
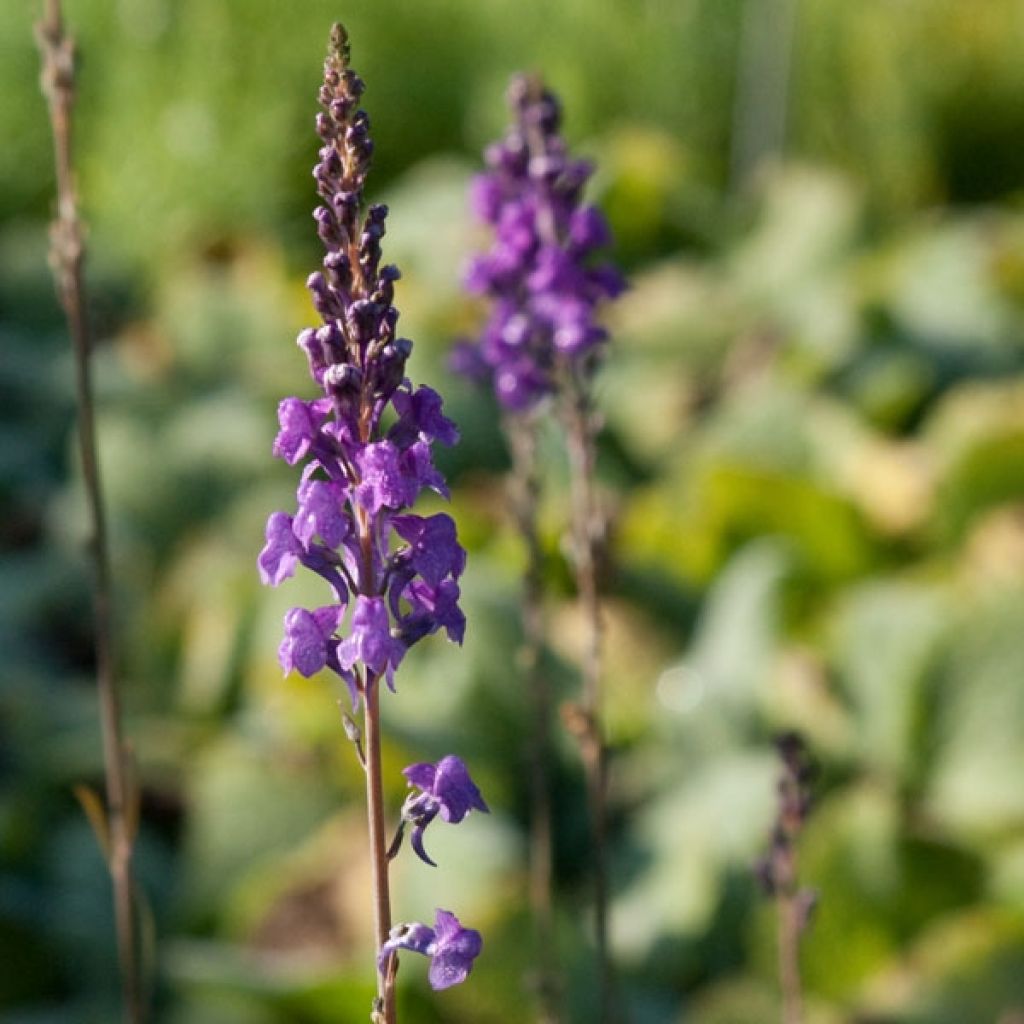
[35,3,145,1023]
[505,412,560,1024]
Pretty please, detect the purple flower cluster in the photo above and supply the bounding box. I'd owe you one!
[258,27,467,705]
[451,74,625,411]
[259,25,483,996]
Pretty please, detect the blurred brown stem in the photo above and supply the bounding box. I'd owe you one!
[560,368,613,1023]
[778,885,804,1024]
[35,3,144,1023]
[505,414,560,1024]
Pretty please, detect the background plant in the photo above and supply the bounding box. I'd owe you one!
[3,2,1024,1022]
[453,72,625,1022]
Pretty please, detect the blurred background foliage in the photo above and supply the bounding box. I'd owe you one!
[2,0,1024,1021]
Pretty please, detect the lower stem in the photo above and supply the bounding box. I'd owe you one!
[506,416,559,1023]
[561,371,612,1023]
[778,880,803,1024]
[363,674,395,1023]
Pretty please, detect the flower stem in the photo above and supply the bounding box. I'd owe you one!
[506,414,560,1023]
[560,368,612,1023]
[363,671,396,1023]
[778,884,804,1024]
[35,5,144,1023]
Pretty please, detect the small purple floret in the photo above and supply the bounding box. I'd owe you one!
[336,595,405,689]
[397,755,488,866]
[279,605,345,678]
[259,512,302,586]
[294,479,350,548]
[378,908,483,991]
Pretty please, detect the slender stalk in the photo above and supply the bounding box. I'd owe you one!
[363,671,396,1023]
[356,472,396,1021]
[758,733,815,1024]
[35,4,143,1023]
[512,79,614,1014]
[560,368,612,1023]
[505,414,560,1024]
[778,883,804,1024]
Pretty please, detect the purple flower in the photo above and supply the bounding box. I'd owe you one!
[294,478,350,548]
[401,441,450,501]
[452,74,625,410]
[258,512,302,586]
[378,909,483,991]
[396,755,488,866]
[353,441,421,513]
[402,578,466,645]
[392,514,466,587]
[337,596,405,688]
[390,385,460,448]
[428,909,484,990]
[272,397,330,465]
[279,605,345,678]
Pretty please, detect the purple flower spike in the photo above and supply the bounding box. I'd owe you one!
[258,22,467,695]
[452,73,625,409]
[397,755,489,866]
[378,909,483,991]
[262,27,481,1008]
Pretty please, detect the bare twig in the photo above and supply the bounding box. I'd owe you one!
[35,3,145,1022]
[506,413,560,1023]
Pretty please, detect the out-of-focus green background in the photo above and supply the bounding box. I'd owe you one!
[3,1,1024,1021]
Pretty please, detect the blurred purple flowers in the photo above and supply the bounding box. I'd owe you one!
[257,24,467,705]
[379,909,483,991]
[451,74,625,410]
